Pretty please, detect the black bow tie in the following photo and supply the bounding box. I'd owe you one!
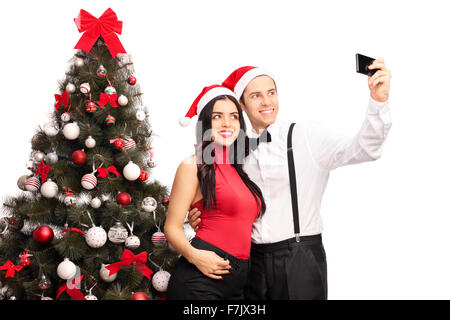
[248,129,272,151]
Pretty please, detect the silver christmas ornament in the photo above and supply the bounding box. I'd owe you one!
[99,263,117,282]
[107,222,128,244]
[44,152,58,164]
[33,151,45,162]
[65,82,76,93]
[61,112,71,122]
[74,57,85,67]
[43,122,59,137]
[142,197,157,213]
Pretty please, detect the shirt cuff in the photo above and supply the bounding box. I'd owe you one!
[367,96,391,125]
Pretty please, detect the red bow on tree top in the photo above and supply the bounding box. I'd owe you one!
[74,8,126,58]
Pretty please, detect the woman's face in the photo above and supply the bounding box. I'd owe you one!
[210,98,241,147]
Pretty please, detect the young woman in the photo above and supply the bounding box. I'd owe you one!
[165,85,266,300]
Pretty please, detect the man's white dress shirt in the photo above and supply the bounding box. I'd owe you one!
[243,97,392,244]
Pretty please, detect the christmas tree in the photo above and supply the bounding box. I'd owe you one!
[0,8,178,300]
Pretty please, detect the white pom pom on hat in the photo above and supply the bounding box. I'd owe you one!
[178,117,191,127]
[179,85,237,127]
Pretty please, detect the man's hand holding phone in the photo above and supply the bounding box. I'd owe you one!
[356,53,392,103]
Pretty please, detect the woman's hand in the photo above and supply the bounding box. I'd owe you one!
[189,248,232,280]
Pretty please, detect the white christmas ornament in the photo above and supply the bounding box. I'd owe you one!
[80,82,90,94]
[25,177,41,192]
[151,231,166,247]
[64,194,76,207]
[81,173,97,190]
[142,197,157,213]
[108,222,128,244]
[152,270,170,292]
[85,226,107,248]
[125,235,140,250]
[123,138,136,150]
[99,263,117,282]
[117,95,128,106]
[85,294,98,300]
[61,112,71,122]
[136,110,146,121]
[41,179,59,198]
[17,174,31,191]
[75,57,84,67]
[65,82,76,93]
[90,197,102,209]
[85,136,96,149]
[104,86,116,95]
[63,122,80,140]
[123,161,141,181]
[33,152,45,162]
[44,152,58,164]
[43,122,59,137]
[57,258,77,280]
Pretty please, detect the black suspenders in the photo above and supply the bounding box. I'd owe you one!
[287,123,301,242]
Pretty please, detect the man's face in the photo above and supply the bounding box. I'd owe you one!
[240,75,279,133]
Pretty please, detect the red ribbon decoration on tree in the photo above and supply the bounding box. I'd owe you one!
[97,93,119,108]
[19,249,33,260]
[35,161,50,183]
[0,261,23,278]
[97,165,121,178]
[56,275,86,300]
[74,8,126,58]
[54,90,71,111]
[61,228,85,235]
[106,249,153,280]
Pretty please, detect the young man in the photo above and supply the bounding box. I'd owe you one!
[188,60,392,299]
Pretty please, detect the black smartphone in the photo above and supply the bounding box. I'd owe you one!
[356,53,379,76]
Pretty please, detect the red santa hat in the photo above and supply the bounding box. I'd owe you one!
[222,66,275,99]
[179,84,237,127]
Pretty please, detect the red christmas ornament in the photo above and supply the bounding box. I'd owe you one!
[85,101,97,113]
[8,217,24,231]
[130,292,149,300]
[116,192,132,206]
[127,76,137,85]
[162,197,169,206]
[33,225,55,244]
[139,170,148,181]
[114,139,124,149]
[20,257,31,267]
[72,150,87,165]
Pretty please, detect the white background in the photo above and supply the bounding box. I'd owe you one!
[1,0,450,299]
